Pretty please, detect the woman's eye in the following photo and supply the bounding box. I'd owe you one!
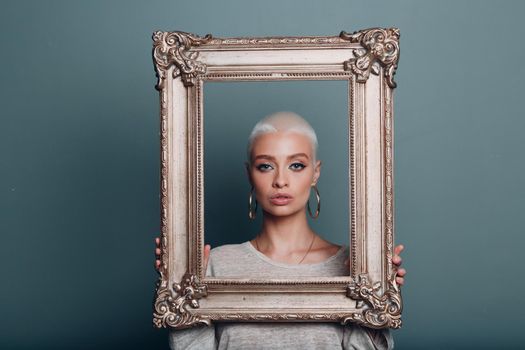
[289,163,306,171]
[256,163,273,172]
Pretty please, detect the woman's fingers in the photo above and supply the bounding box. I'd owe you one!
[393,244,406,286]
[393,244,404,266]
[155,236,161,271]
[154,239,211,272]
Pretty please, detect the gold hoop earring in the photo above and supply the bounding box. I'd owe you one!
[307,184,320,219]
[248,186,258,220]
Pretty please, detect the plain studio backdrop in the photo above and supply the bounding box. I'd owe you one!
[1,1,524,349]
[203,80,349,253]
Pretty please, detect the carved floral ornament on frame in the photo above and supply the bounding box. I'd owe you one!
[151,28,402,330]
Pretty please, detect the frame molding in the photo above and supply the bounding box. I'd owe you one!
[152,28,401,330]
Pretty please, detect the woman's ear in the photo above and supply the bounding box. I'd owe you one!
[312,160,321,185]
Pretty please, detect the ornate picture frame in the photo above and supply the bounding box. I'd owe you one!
[152,28,402,330]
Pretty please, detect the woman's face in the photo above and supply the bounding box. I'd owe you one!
[247,131,321,218]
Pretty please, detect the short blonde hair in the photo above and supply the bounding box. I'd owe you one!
[247,111,318,164]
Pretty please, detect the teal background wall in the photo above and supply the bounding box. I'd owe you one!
[204,81,349,250]
[1,0,524,349]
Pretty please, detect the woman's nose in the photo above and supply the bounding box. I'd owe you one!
[272,170,288,188]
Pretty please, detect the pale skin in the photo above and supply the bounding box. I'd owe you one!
[155,131,406,284]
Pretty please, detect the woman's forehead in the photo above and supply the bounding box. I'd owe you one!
[251,131,314,157]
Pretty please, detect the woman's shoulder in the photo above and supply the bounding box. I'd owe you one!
[308,236,348,264]
[210,242,250,258]
[207,242,256,277]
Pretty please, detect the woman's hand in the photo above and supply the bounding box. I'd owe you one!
[154,237,211,271]
[343,244,406,286]
[393,244,406,286]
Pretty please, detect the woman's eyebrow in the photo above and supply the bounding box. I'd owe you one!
[253,153,309,161]
[253,154,275,161]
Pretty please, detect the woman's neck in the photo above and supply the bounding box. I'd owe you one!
[255,209,316,257]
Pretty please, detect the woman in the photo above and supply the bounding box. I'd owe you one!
[156,111,406,349]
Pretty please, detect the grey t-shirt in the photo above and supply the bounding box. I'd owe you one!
[169,242,393,350]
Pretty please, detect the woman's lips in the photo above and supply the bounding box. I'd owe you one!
[269,193,293,205]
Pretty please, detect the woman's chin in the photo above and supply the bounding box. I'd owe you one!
[262,206,304,218]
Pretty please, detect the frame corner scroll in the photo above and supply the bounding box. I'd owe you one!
[340,27,400,88]
[345,274,402,329]
[152,31,213,89]
[153,273,210,329]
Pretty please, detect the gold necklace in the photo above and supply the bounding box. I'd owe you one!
[255,233,316,264]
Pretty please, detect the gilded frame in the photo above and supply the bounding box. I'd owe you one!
[152,28,402,330]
